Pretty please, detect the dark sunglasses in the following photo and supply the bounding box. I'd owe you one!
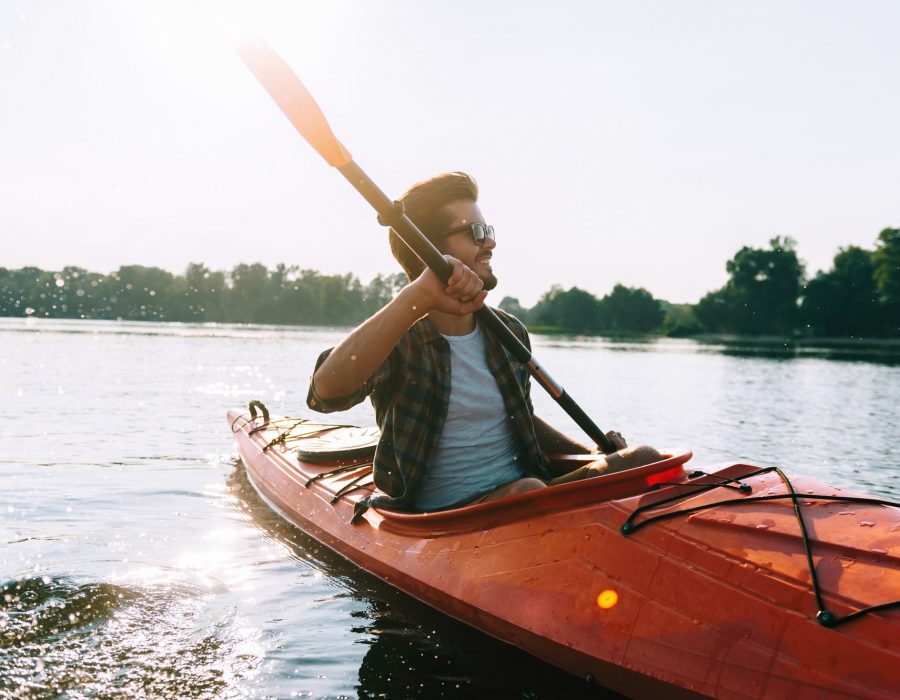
[436,222,495,246]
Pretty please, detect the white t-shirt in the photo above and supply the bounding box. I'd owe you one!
[413,323,525,510]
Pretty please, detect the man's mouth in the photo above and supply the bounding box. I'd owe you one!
[476,254,492,264]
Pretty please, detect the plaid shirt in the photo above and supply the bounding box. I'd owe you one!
[307,308,551,510]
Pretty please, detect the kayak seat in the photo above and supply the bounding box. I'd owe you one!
[373,449,692,536]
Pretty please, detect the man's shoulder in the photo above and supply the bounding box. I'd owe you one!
[403,315,442,347]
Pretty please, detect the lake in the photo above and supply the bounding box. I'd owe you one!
[1,317,897,699]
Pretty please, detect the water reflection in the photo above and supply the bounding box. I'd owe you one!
[693,338,900,365]
[226,464,624,700]
[536,333,900,365]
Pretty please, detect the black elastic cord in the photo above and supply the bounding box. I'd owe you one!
[262,422,345,451]
[304,462,373,488]
[687,470,753,492]
[620,466,899,628]
[330,471,376,504]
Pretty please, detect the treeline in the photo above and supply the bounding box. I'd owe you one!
[500,228,899,338]
[500,284,665,334]
[2,228,897,337]
[0,263,408,325]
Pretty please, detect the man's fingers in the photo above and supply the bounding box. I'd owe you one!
[457,290,487,313]
[445,267,484,302]
[606,430,627,450]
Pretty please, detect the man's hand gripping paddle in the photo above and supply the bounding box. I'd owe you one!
[235,36,617,454]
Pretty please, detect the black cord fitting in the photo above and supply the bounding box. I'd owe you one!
[817,610,836,627]
[688,470,707,478]
[620,522,635,535]
[376,200,405,228]
[738,483,752,493]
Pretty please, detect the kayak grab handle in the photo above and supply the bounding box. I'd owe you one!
[249,400,270,425]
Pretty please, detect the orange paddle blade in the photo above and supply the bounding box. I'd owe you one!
[236,35,352,168]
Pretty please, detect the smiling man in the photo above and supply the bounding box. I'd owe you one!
[307,172,660,512]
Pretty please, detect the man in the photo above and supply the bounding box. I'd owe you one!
[308,172,660,512]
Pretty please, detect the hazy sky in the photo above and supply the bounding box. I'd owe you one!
[3,0,898,305]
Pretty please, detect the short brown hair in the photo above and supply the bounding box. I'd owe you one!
[388,172,479,280]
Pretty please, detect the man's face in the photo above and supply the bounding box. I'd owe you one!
[437,199,498,291]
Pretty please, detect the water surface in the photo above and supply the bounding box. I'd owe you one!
[1,318,897,699]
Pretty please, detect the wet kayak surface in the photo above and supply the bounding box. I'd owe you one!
[2,318,896,699]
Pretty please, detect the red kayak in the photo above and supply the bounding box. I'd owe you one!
[228,406,900,699]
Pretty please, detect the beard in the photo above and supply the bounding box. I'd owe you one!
[480,271,498,291]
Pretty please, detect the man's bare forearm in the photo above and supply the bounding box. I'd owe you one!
[533,415,593,455]
[313,285,425,400]
[314,256,488,400]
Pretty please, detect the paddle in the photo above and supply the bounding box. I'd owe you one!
[234,35,617,455]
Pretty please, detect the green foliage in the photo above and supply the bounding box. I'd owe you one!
[497,296,529,322]
[527,284,664,334]
[0,263,408,326]
[661,302,704,337]
[801,246,881,337]
[598,284,665,333]
[4,228,896,339]
[530,286,602,332]
[696,237,804,335]
[873,228,900,334]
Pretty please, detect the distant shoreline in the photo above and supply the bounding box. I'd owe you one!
[526,325,900,348]
[7,315,899,351]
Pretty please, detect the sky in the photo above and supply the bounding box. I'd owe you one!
[2,0,898,306]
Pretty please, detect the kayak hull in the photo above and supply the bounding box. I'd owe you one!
[228,409,900,699]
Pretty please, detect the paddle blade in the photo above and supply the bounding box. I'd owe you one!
[235,35,352,168]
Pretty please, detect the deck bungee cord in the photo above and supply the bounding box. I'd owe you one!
[620,465,900,628]
[232,405,377,504]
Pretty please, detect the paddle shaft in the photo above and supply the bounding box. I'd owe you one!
[337,161,617,455]
[232,37,615,454]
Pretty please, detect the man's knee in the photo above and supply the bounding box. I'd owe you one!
[608,444,663,472]
[507,477,547,495]
[626,444,663,463]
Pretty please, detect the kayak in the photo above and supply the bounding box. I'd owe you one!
[227,406,900,699]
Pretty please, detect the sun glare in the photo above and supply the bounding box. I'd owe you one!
[129,1,337,111]
[597,589,619,610]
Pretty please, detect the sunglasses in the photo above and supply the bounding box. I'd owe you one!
[436,222,495,246]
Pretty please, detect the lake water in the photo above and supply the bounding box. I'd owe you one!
[1,317,897,699]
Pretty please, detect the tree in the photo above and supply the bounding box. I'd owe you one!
[873,228,900,335]
[661,301,704,337]
[597,284,665,333]
[181,262,227,322]
[228,263,271,323]
[801,246,880,337]
[695,237,804,335]
[362,273,407,316]
[529,286,601,332]
[498,296,529,322]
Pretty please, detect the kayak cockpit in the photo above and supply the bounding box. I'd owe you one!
[372,450,692,536]
[228,407,692,536]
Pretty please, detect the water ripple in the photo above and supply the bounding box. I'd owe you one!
[0,576,262,700]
